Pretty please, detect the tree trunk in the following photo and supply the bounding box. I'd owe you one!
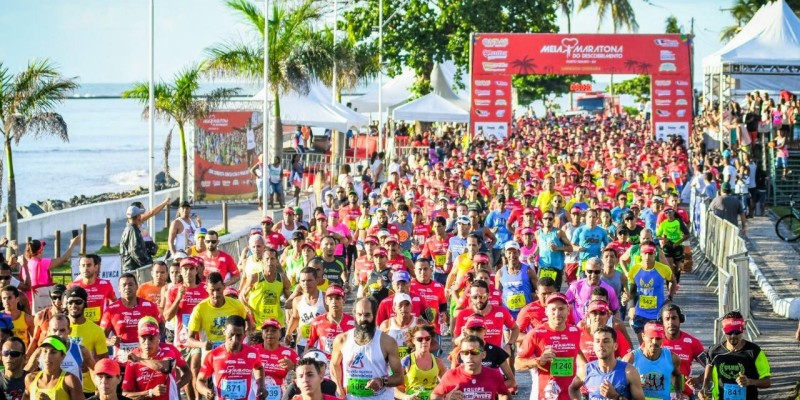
[178,122,188,204]
[5,138,17,241]
[271,90,283,162]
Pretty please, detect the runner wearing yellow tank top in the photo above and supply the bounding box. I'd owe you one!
[240,247,291,327]
[25,336,83,400]
[400,325,446,400]
[1,286,33,347]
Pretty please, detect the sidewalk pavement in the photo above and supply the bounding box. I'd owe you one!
[745,215,800,319]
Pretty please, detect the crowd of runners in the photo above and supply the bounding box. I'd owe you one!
[0,112,774,400]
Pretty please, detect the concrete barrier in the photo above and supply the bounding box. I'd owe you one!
[0,188,179,241]
[747,254,800,320]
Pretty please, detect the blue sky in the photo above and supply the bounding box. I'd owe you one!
[0,0,734,84]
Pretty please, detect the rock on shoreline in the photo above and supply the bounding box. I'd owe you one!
[9,172,178,221]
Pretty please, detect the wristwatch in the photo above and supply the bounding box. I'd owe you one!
[381,376,389,388]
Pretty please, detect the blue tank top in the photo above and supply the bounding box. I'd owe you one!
[499,264,533,315]
[632,348,673,400]
[537,229,565,270]
[585,360,631,400]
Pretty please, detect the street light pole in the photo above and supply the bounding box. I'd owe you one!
[262,0,270,215]
[377,0,383,152]
[332,0,338,105]
[148,0,155,234]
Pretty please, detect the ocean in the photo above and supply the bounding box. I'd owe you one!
[5,83,257,208]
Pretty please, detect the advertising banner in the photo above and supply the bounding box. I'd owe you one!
[194,111,262,201]
[471,75,513,140]
[471,33,692,142]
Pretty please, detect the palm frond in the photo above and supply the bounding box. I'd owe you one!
[14,112,68,144]
[227,0,266,37]
[720,25,742,43]
[17,78,79,116]
[204,41,264,82]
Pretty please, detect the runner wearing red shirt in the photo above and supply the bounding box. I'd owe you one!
[409,208,431,259]
[420,217,450,275]
[431,335,511,400]
[198,230,240,286]
[339,194,363,234]
[197,315,267,400]
[452,280,519,349]
[100,273,163,363]
[258,318,300,400]
[70,254,117,324]
[660,304,706,397]
[516,292,587,400]
[577,301,631,362]
[122,317,191,400]
[384,236,413,273]
[409,259,447,334]
[515,278,576,334]
[453,268,502,313]
[367,208,400,237]
[353,237,378,288]
[164,258,208,351]
[262,216,289,251]
[307,286,356,356]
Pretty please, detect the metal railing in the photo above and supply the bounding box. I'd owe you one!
[689,191,760,344]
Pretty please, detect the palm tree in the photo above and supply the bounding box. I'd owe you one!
[720,0,759,43]
[0,60,79,240]
[308,28,380,102]
[665,15,683,34]
[555,0,576,33]
[122,64,239,204]
[578,0,638,33]
[204,0,329,161]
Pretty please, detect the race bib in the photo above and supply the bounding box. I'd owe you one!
[84,306,101,323]
[325,337,335,353]
[116,342,139,363]
[346,377,375,397]
[639,295,657,309]
[506,293,527,310]
[722,383,745,400]
[398,346,410,359]
[264,305,277,316]
[181,314,191,328]
[265,384,281,400]
[550,357,575,377]
[410,388,432,400]
[301,324,312,338]
[434,254,446,267]
[220,378,247,399]
[539,269,558,281]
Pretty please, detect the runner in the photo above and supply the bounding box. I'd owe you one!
[568,326,645,400]
[431,335,510,400]
[137,261,168,306]
[241,246,291,327]
[24,314,96,387]
[198,230,240,286]
[168,201,201,255]
[410,258,448,336]
[375,271,429,325]
[122,317,192,400]
[516,292,586,400]
[196,315,268,400]
[534,210,572,290]
[495,241,537,319]
[700,312,772,400]
[655,208,689,283]
[257,318,300,400]
[571,209,610,278]
[64,286,108,397]
[577,301,632,363]
[627,242,676,344]
[24,336,84,400]
[1,337,28,400]
[565,257,621,322]
[399,325,446,400]
[622,322,682,400]
[286,267,327,354]
[330,297,404,400]
[378,293,418,359]
[318,236,348,288]
[0,285,33,348]
[100,273,162,364]
[69,254,116,325]
[291,357,342,400]
[307,285,355,357]
[452,280,518,350]
[659,304,706,398]
[448,317,516,389]
[516,277,576,334]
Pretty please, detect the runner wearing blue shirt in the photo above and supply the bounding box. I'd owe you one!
[610,192,631,224]
[571,209,610,276]
[485,195,513,263]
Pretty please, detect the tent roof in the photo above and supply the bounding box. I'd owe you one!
[703,0,800,69]
[252,82,368,131]
[392,92,469,123]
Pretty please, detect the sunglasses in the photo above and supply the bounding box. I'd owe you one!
[542,217,553,221]
[459,349,482,356]
[2,350,22,358]
[205,240,218,244]
[415,336,432,343]
[67,300,85,306]
[51,295,63,301]
[725,330,743,336]
[470,294,488,300]
[585,270,602,275]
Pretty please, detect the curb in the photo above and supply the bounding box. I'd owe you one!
[745,209,800,320]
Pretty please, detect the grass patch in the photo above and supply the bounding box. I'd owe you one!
[153,228,170,257]
[770,206,792,218]
[96,245,120,255]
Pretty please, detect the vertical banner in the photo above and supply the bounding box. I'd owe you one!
[471,75,513,140]
[194,111,262,201]
[470,33,692,142]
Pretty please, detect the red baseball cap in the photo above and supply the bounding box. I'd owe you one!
[588,301,609,314]
[325,285,345,297]
[94,358,121,377]
[643,322,665,339]
[465,317,486,330]
[138,316,160,337]
[545,292,569,305]
[261,318,282,330]
[641,244,657,254]
[372,247,388,257]
[473,254,490,264]
[385,235,399,244]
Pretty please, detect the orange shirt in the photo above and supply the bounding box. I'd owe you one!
[136,281,164,306]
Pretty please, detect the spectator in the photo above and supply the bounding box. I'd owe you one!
[120,205,153,271]
[709,182,746,233]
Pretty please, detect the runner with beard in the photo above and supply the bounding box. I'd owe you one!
[452,280,518,352]
[515,278,576,334]
[568,326,645,400]
[367,208,400,237]
[431,335,510,400]
[197,230,240,287]
[622,322,682,400]
[534,210,572,290]
[659,304,706,398]
[330,297,404,400]
[69,254,116,325]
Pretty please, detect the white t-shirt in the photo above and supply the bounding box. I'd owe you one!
[722,164,737,184]
[747,162,757,189]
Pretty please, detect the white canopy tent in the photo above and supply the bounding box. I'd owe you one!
[703,0,800,101]
[392,63,470,122]
[252,81,368,131]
